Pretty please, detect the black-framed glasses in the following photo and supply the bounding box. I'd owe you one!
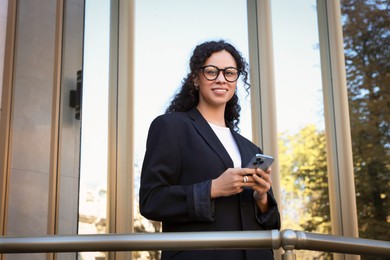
[200,65,240,82]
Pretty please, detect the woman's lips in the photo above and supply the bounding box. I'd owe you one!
[212,88,228,93]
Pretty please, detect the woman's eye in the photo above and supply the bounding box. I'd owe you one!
[225,69,237,76]
[205,69,218,75]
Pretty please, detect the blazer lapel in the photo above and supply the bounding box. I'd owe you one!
[187,108,234,169]
[231,130,255,168]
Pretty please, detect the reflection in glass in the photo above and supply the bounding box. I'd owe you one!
[271,1,331,259]
[340,1,390,245]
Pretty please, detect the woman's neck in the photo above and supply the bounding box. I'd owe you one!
[197,104,226,127]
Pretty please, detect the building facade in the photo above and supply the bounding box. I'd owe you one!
[0,1,388,260]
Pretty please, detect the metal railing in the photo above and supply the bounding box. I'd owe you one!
[0,229,389,259]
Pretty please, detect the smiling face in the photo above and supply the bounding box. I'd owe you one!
[195,50,238,111]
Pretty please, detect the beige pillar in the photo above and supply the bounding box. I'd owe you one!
[0,0,16,239]
[247,0,281,211]
[108,0,135,259]
[317,1,359,259]
[247,1,281,258]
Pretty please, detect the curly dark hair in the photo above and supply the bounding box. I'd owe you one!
[165,40,250,130]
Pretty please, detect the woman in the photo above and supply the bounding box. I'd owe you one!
[139,40,280,260]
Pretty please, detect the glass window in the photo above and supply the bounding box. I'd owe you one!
[340,0,390,244]
[271,1,331,259]
[77,0,110,259]
[134,0,250,259]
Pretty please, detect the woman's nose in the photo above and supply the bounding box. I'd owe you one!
[215,71,226,82]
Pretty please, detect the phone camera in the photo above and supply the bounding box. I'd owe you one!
[255,158,264,165]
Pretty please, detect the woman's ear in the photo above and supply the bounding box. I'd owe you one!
[193,77,199,89]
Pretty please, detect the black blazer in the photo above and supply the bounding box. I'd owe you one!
[140,108,280,260]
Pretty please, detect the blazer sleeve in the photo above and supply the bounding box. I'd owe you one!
[139,116,215,223]
[253,189,281,230]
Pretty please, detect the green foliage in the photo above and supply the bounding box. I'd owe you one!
[279,125,331,235]
[341,0,390,242]
[279,126,332,259]
[280,3,389,256]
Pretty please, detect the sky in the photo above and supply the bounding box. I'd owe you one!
[80,0,110,190]
[80,0,325,207]
[271,1,324,133]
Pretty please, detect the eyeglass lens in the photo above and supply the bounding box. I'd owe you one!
[202,65,239,82]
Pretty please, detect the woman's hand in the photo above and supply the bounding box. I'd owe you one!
[251,167,272,212]
[210,168,257,199]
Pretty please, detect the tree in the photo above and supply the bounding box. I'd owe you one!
[341,0,390,242]
[279,125,332,259]
[280,125,331,234]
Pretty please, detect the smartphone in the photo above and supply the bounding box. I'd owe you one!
[246,154,274,171]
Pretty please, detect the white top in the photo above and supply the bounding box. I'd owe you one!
[209,123,242,168]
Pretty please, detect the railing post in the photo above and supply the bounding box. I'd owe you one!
[281,250,296,260]
[281,229,297,260]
